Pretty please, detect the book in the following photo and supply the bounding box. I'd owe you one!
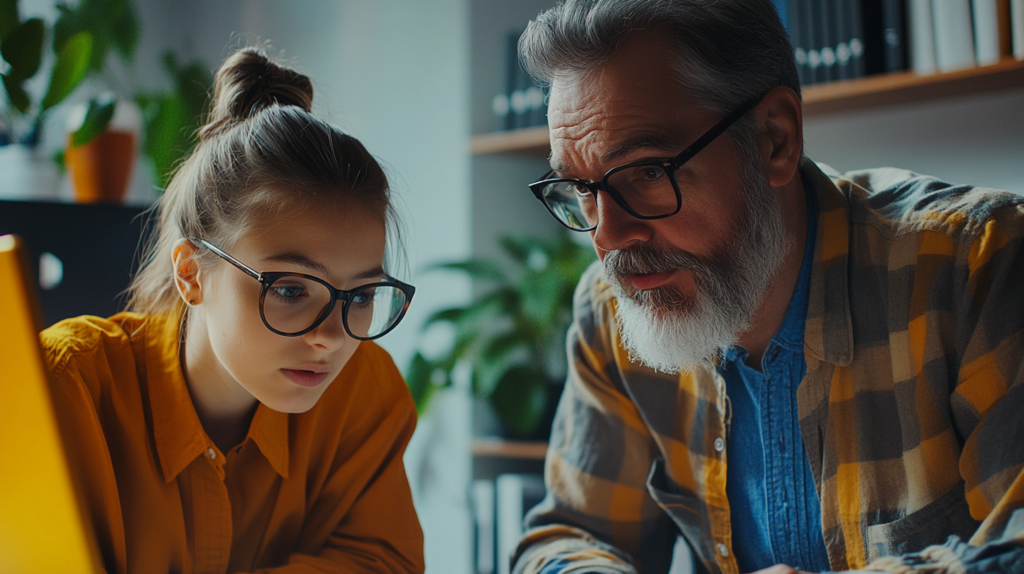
[862,0,908,74]
[933,0,976,71]
[908,0,937,74]
[835,0,866,79]
[1014,0,1024,59]
[974,0,1002,65]
[791,0,813,84]
[818,0,839,81]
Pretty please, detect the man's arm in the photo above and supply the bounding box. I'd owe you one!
[512,263,678,574]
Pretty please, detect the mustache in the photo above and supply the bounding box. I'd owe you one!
[602,244,716,281]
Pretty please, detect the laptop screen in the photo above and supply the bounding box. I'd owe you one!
[0,234,102,573]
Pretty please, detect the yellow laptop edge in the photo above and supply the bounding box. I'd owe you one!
[0,234,102,574]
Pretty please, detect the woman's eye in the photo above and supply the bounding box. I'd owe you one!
[270,284,307,300]
[351,289,374,307]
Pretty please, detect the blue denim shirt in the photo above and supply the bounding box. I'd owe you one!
[717,189,830,572]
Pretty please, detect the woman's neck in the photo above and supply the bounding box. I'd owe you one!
[181,314,259,452]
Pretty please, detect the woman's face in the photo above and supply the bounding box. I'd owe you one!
[188,197,387,414]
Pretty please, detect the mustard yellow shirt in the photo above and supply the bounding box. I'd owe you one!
[40,312,424,574]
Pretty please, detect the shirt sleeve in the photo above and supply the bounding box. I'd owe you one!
[863,198,1024,573]
[511,262,677,574]
[249,348,425,574]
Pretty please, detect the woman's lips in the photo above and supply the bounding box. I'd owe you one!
[627,270,674,291]
[280,368,330,388]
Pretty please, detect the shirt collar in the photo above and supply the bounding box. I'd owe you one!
[771,176,818,353]
[801,158,854,366]
[143,312,290,482]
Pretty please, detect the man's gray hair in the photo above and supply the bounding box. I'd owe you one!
[520,0,800,126]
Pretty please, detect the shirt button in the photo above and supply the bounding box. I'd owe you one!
[205,448,217,459]
[717,543,729,557]
[714,437,726,453]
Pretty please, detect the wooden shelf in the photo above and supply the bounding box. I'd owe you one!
[471,439,548,460]
[470,58,1024,156]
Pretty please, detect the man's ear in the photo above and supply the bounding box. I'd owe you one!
[171,238,203,306]
[757,85,804,188]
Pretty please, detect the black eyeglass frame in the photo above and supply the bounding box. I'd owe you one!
[528,94,765,232]
[192,238,415,340]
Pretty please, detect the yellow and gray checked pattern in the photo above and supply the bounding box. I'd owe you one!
[512,160,1024,574]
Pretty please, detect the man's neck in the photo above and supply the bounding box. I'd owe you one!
[736,171,809,369]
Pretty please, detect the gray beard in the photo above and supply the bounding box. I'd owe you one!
[602,156,792,373]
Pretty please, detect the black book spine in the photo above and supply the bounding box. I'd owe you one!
[805,0,824,84]
[861,0,885,75]
[789,0,809,85]
[848,0,866,78]
[882,0,907,72]
[504,33,520,131]
[818,0,837,82]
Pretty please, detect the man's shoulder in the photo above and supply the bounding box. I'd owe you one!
[572,259,616,341]
[823,163,1024,243]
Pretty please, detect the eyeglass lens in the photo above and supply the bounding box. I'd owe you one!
[262,276,408,338]
[540,164,676,229]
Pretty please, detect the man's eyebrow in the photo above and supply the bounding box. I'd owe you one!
[262,253,330,276]
[600,134,677,164]
[549,134,679,176]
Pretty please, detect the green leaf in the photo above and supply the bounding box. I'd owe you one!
[52,148,66,174]
[136,92,185,188]
[41,31,92,112]
[499,235,548,266]
[0,0,18,40]
[1,18,44,80]
[1,74,29,113]
[70,94,116,147]
[109,0,140,62]
[489,365,550,438]
[405,352,447,415]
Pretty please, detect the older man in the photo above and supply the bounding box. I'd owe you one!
[510,2,1024,574]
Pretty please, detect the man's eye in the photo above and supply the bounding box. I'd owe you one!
[637,167,665,181]
[572,183,591,196]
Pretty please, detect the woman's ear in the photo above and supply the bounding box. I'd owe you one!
[172,239,203,306]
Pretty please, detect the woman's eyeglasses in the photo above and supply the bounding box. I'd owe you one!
[193,239,414,341]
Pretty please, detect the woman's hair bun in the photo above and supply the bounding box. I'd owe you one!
[200,47,314,140]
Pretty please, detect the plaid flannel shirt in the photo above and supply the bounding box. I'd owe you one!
[512,160,1024,574]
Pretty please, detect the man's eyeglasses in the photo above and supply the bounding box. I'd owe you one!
[193,239,415,341]
[528,95,763,231]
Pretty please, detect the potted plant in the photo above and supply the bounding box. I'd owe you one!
[1,0,139,201]
[406,231,596,439]
[134,50,212,189]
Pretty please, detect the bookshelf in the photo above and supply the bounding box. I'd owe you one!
[470,58,1024,156]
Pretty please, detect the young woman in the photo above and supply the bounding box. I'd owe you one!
[40,47,424,573]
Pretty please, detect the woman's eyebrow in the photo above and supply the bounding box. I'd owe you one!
[262,253,330,276]
[354,265,386,281]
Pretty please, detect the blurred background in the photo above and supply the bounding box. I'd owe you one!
[2,0,1023,573]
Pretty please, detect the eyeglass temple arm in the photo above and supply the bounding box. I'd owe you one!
[191,238,263,282]
[670,95,763,169]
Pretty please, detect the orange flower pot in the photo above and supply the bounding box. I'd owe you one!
[65,130,136,204]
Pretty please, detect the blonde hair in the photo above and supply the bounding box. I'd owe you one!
[127,47,400,317]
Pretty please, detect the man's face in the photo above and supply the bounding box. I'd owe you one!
[547,34,791,372]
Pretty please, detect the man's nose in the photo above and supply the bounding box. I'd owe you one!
[591,192,653,253]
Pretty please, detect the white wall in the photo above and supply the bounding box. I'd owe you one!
[804,87,1024,194]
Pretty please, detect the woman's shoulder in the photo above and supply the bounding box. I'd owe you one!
[40,312,156,380]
